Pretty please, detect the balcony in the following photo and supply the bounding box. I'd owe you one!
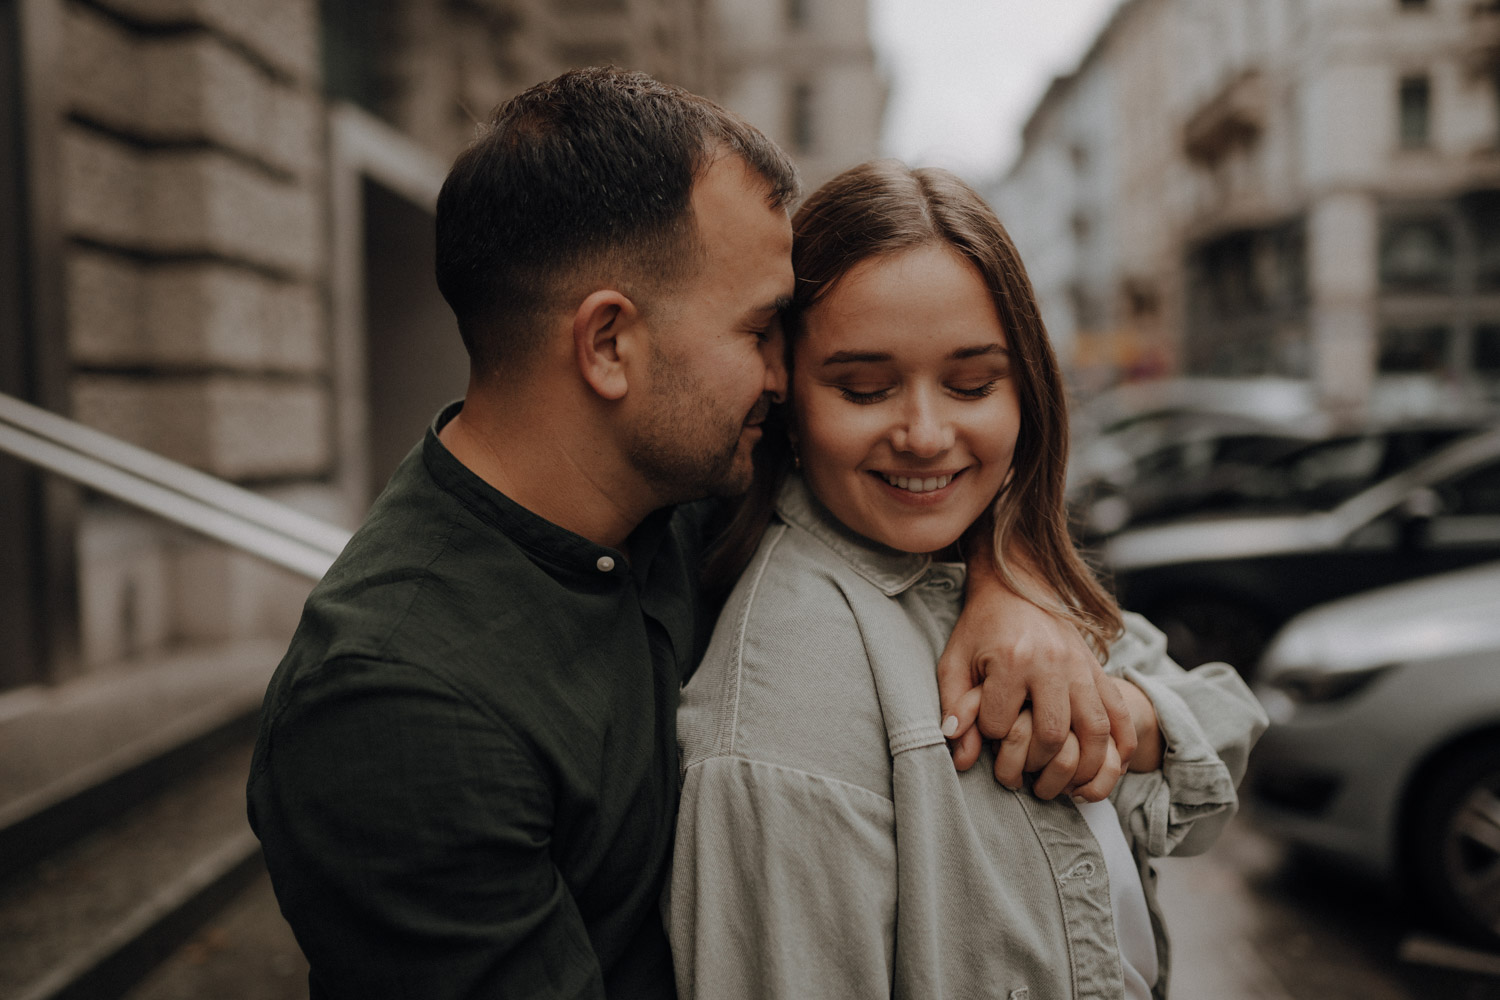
[1183,70,1266,166]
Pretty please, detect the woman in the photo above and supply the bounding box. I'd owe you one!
[669,161,1267,999]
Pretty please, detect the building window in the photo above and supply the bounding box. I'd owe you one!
[1380,217,1454,292]
[789,81,815,155]
[1399,75,1431,149]
[1476,324,1500,373]
[1378,324,1452,374]
[1183,221,1309,377]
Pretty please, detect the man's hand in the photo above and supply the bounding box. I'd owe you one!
[937,542,1136,800]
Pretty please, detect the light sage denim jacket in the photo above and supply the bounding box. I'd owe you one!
[669,475,1268,1000]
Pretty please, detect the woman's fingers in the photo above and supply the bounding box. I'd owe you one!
[1031,732,1081,801]
[1069,738,1123,803]
[950,725,984,772]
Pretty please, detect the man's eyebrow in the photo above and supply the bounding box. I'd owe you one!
[751,297,792,318]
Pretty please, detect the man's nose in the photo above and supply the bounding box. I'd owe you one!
[761,328,788,404]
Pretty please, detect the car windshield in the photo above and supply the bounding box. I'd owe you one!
[1181,427,1475,514]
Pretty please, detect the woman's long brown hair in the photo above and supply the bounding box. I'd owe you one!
[705,160,1122,655]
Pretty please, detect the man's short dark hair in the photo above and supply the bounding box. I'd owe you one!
[435,66,799,377]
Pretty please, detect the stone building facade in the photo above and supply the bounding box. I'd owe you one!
[994,0,1500,414]
[1,0,878,700]
[709,0,885,191]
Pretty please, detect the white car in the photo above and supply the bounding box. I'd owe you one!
[1250,561,1500,947]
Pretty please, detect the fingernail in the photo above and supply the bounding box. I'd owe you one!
[941,715,959,738]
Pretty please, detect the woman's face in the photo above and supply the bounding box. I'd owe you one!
[791,244,1021,555]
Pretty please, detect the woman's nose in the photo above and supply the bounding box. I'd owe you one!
[891,396,953,457]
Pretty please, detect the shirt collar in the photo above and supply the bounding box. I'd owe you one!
[422,401,670,581]
[774,473,933,597]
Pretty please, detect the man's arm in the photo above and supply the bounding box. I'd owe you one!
[249,657,603,999]
[937,535,1137,800]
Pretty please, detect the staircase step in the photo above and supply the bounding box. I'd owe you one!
[0,737,264,1000]
[121,870,307,1000]
[0,640,281,882]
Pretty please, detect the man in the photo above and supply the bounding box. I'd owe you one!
[248,68,1131,999]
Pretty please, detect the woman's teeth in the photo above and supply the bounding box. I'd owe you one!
[880,473,953,493]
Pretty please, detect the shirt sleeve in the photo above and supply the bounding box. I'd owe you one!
[248,655,604,1000]
[1102,613,1271,858]
[667,755,898,1000]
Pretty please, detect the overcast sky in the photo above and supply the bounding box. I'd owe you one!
[869,0,1125,184]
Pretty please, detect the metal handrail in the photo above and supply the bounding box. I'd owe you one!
[0,392,350,580]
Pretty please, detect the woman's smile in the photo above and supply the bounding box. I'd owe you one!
[792,245,1020,555]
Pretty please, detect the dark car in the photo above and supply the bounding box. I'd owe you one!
[1074,421,1482,539]
[1101,425,1500,676]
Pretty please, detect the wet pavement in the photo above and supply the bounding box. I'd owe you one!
[123,814,1500,999]
[1159,815,1500,999]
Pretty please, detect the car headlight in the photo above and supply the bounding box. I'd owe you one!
[1266,663,1394,704]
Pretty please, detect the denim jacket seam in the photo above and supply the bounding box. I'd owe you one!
[725,522,791,760]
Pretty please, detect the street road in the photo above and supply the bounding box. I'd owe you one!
[1160,814,1500,999]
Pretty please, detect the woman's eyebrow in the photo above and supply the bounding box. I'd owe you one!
[950,344,1009,361]
[821,350,892,365]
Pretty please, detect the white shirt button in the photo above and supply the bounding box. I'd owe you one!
[596,555,616,573]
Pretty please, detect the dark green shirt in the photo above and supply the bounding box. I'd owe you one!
[248,403,711,999]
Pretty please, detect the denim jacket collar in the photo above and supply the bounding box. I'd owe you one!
[774,473,933,597]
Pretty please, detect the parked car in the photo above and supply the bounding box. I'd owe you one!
[1072,424,1323,537]
[1075,419,1485,540]
[1102,425,1500,674]
[1250,562,1500,947]
[1069,377,1321,496]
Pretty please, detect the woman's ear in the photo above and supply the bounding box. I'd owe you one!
[572,289,640,401]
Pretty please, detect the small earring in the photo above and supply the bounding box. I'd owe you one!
[790,443,802,471]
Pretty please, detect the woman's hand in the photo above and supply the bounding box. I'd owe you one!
[992,707,1126,801]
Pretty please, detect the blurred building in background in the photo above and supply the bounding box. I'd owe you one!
[995,0,1500,415]
[708,0,885,191]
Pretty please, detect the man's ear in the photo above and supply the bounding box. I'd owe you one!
[572,289,640,401]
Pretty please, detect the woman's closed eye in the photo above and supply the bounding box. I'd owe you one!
[949,379,1002,399]
[836,384,893,404]
[835,379,1004,404]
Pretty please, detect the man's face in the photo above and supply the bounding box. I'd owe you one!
[628,155,794,503]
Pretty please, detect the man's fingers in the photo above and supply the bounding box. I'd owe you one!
[1100,675,1138,769]
[993,709,1032,789]
[1066,679,1114,788]
[1021,673,1069,771]
[1070,739,1124,802]
[975,669,1028,741]
[1032,733,1081,801]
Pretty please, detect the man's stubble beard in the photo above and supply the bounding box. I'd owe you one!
[628,345,755,506]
